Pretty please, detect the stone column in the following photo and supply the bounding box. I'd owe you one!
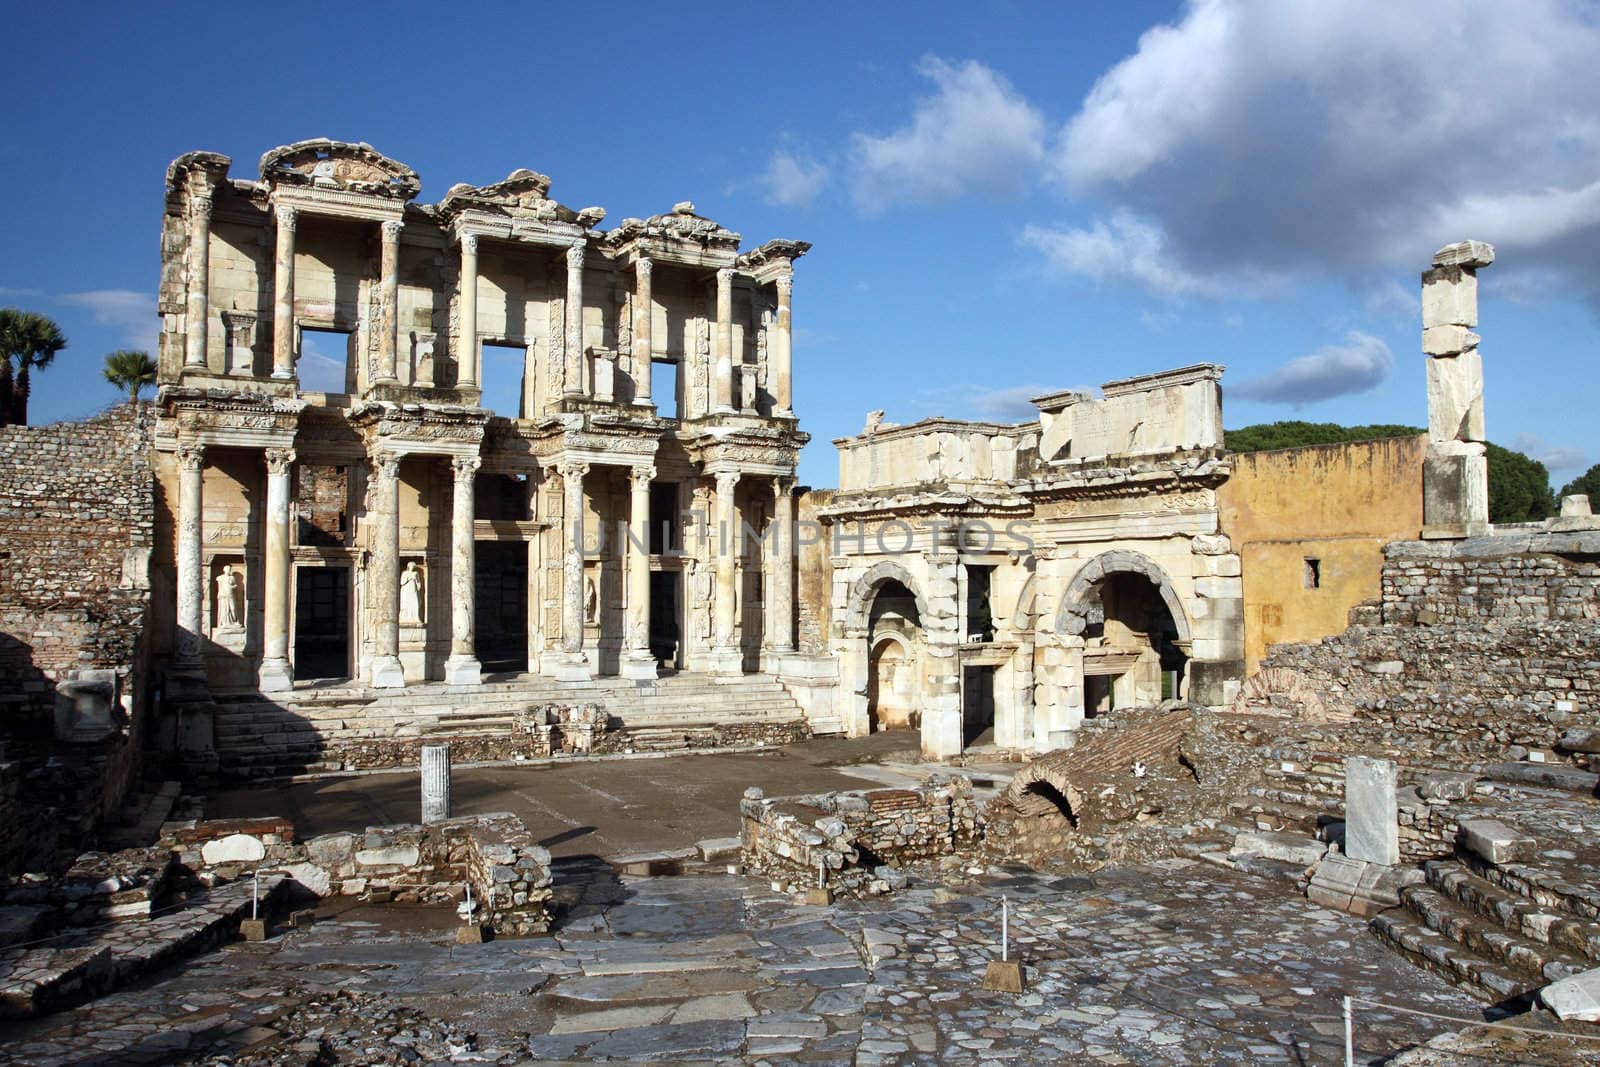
[768,476,796,653]
[259,447,297,693]
[184,180,213,370]
[710,469,742,674]
[713,267,734,413]
[632,256,653,406]
[1421,239,1494,536]
[175,443,207,672]
[773,270,793,415]
[421,742,451,824]
[555,461,592,681]
[375,219,403,384]
[271,205,296,379]
[457,233,479,388]
[621,465,657,680]
[445,455,482,685]
[368,451,406,688]
[564,241,586,398]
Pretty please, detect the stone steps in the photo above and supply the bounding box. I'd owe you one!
[0,876,288,1019]
[1457,850,1600,923]
[1370,911,1534,1003]
[1425,859,1600,964]
[1397,883,1587,987]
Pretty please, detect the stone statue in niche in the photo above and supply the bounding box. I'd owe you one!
[584,575,598,624]
[215,565,243,630]
[401,561,424,625]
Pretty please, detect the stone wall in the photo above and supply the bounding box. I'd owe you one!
[159,812,552,935]
[0,404,155,877]
[739,777,981,897]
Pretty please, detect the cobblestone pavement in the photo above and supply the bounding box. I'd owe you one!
[0,858,1501,1065]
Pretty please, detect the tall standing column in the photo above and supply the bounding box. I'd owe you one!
[621,465,657,680]
[773,270,794,415]
[368,451,405,688]
[259,447,297,693]
[457,233,479,388]
[445,455,482,685]
[714,267,734,413]
[271,205,297,379]
[555,461,592,681]
[768,476,796,654]
[564,241,586,398]
[710,470,742,674]
[184,180,213,370]
[375,219,403,384]
[175,443,207,672]
[632,256,653,406]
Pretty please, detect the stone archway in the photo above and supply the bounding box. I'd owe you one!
[1055,550,1191,642]
[838,561,930,741]
[844,560,930,634]
[867,633,916,731]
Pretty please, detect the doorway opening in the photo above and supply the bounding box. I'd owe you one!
[649,481,679,554]
[293,566,350,681]
[475,541,529,673]
[962,664,996,746]
[649,570,681,670]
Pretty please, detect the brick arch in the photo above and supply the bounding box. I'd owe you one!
[1055,550,1191,642]
[844,561,929,631]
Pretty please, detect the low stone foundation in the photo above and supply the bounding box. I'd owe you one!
[739,777,982,897]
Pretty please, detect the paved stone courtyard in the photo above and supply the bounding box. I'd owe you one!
[0,854,1498,1065]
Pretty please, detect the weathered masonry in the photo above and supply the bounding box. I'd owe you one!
[154,140,809,700]
[821,366,1244,760]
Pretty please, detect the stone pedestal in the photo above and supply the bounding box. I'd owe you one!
[1344,756,1399,866]
[421,742,451,824]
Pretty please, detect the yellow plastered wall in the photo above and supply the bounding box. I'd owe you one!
[1218,435,1426,672]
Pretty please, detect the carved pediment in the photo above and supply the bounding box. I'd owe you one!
[259,139,421,200]
[165,151,232,192]
[607,201,742,251]
[438,169,605,228]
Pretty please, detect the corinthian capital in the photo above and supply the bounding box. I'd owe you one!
[559,460,590,482]
[265,448,297,476]
[381,219,404,241]
[371,451,401,482]
[714,470,741,495]
[461,232,478,256]
[274,204,296,231]
[567,241,586,269]
[775,271,794,298]
[452,455,482,481]
[177,443,206,472]
[630,465,656,491]
[636,256,653,283]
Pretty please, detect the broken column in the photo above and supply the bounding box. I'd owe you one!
[1421,240,1493,537]
[421,742,451,824]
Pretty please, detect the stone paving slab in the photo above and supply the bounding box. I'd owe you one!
[0,859,1541,1065]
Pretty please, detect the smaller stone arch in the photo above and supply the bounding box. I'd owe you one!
[1055,550,1192,642]
[844,561,930,631]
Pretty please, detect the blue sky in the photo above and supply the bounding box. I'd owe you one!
[3,1,1597,489]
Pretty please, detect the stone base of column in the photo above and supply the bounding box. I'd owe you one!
[705,646,744,676]
[619,649,658,681]
[444,654,482,686]
[712,405,734,416]
[370,654,406,689]
[631,397,654,409]
[920,701,964,761]
[550,651,593,683]
[258,657,294,695]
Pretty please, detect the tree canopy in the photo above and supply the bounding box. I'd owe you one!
[102,349,158,405]
[1558,464,1600,508]
[1226,420,1557,524]
[0,308,67,426]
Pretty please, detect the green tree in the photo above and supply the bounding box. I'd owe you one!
[1558,463,1600,508]
[0,308,67,426]
[102,349,159,405]
[1485,441,1556,523]
[1224,421,1424,453]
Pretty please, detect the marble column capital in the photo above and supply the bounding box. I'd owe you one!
[381,218,404,241]
[274,204,296,231]
[371,451,401,482]
[775,271,793,297]
[451,454,482,481]
[460,232,478,255]
[716,267,734,286]
[714,470,741,496]
[264,447,297,475]
[558,460,590,483]
[635,255,653,281]
[567,241,586,268]
[177,443,206,471]
[629,465,656,491]
[772,475,796,497]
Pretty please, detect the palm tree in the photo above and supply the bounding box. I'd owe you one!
[0,309,67,426]
[103,349,159,405]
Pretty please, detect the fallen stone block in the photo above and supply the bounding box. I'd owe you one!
[1486,762,1599,795]
[1417,773,1475,802]
[1557,728,1600,755]
[1541,967,1600,1022]
[1457,819,1537,865]
[1229,831,1327,868]
[1307,854,1423,917]
[696,837,742,863]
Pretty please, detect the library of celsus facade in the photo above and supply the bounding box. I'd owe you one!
[153,140,808,698]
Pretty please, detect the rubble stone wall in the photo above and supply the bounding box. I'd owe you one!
[739,777,980,897]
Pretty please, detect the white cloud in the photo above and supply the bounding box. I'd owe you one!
[1048,1,1600,298]
[759,150,828,208]
[1232,331,1392,407]
[1511,433,1587,474]
[58,289,157,350]
[1020,213,1220,298]
[850,57,1046,212]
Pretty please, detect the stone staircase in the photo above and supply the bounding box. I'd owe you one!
[1371,853,1600,1003]
[212,673,809,780]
